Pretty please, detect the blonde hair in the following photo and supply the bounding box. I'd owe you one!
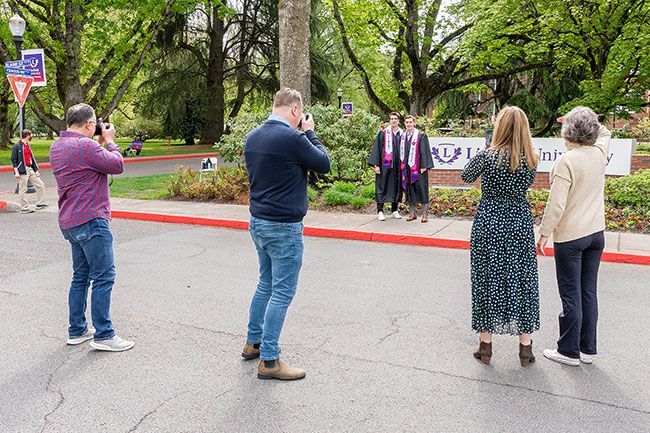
[273,88,302,109]
[491,106,538,172]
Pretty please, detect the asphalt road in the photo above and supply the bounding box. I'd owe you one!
[1,212,648,433]
[0,156,228,193]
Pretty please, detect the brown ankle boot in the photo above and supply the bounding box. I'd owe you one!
[257,359,306,380]
[241,342,260,360]
[473,341,492,364]
[519,342,536,366]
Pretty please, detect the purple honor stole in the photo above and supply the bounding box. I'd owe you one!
[400,129,420,188]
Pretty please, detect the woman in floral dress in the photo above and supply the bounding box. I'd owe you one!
[461,106,540,366]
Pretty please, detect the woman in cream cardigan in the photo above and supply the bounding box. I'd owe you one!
[536,106,611,367]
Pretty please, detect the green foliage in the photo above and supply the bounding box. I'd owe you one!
[311,105,381,181]
[321,181,373,208]
[121,115,164,140]
[350,195,372,208]
[214,113,267,165]
[323,188,353,206]
[360,184,375,199]
[214,105,380,180]
[332,181,356,194]
[167,166,250,203]
[308,186,318,201]
[605,169,650,210]
[636,143,650,154]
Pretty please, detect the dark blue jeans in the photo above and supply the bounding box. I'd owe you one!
[246,216,304,360]
[553,231,604,358]
[61,218,116,341]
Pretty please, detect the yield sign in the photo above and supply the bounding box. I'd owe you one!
[7,74,34,107]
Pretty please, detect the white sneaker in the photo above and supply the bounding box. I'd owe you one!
[90,335,135,352]
[543,348,580,366]
[580,352,596,364]
[377,211,386,221]
[66,327,96,345]
[392,211,402,219]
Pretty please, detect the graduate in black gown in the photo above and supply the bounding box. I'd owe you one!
[401,115,434,222]
[368,112,403,221]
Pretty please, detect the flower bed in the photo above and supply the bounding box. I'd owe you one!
[165,168,649,233]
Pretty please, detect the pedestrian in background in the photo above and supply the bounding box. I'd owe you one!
[461,106,540,366]
[242,88,330,380]
[11,129,46,213]
[368,112,403,221]
[537,107,611,366]
[50,103,134,352]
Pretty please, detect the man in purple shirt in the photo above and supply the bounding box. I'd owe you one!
[50,103,134,352]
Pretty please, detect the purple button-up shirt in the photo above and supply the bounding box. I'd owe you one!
[50,131,124,230]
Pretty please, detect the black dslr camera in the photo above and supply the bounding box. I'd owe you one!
[94,117,109,136]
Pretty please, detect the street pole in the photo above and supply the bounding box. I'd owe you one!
[13,35,24,134]
[9,14,26,136]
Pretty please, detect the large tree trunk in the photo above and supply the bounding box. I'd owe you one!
[200,2,225,145]
[278,0,311,106]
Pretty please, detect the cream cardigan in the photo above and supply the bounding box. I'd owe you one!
[539,125,611,243]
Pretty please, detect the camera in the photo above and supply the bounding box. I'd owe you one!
[94,117,109,136]
[297,113,310,130]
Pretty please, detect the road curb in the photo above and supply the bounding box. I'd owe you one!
[110,210,650,266]
[0,199,20,212]
[0,153,219,173]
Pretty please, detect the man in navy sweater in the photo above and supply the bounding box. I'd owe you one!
[242,88,330,380]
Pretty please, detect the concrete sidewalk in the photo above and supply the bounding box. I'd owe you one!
[3,188,648,262]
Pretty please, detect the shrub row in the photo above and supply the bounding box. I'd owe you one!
[166,168,649,233]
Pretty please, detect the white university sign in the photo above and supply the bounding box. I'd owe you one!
[428,137,637,176]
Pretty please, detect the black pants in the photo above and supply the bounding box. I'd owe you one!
[553,231,604,358]
[377,202,398,213]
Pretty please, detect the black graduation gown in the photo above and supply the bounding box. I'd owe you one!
[403,132,434,204]
[368,129,402,203]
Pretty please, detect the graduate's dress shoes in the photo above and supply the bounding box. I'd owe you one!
[406,214,417,222]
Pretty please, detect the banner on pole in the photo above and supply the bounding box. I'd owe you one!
[7,75,34,107]
[21,49,47,87]
[342,102,353,117]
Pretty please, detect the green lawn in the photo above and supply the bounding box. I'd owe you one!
[109,173,174,200]
[0,138,215,166]
[637,142,650,154]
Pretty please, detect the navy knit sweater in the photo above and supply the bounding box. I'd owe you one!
[245,120,330,222]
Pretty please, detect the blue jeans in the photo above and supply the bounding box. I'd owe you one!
[61,218,116,341]
[247,216,304,360]
[554,231,604,358]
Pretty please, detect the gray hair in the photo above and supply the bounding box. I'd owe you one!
[561,106,599,146]
[66,103,96,127]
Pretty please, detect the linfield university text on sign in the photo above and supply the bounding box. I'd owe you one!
[428,137,637,176]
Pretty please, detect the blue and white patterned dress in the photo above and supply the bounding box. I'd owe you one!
[461,150,540,335]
